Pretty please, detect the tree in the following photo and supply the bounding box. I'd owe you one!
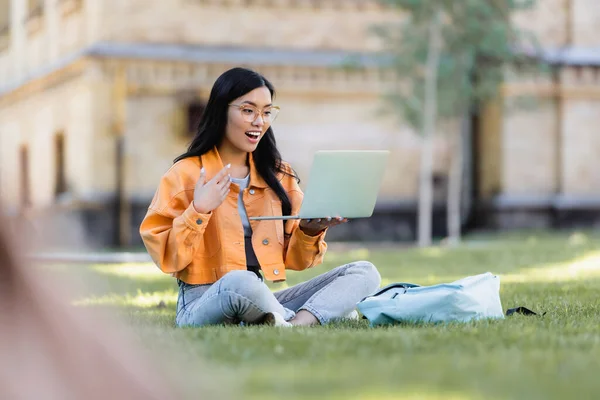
[375,0,543,246]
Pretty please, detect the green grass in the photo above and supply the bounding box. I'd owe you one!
[52,230,600,399]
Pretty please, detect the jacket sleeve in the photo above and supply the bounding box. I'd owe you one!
[139,169,211,274]
[282,188,328,271]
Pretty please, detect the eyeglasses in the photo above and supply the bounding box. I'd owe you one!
[229,103,280,123]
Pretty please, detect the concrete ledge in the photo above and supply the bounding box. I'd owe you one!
[553,195,600,209]
[490,194,555,209]
[0,41,382,97]
[482,194,600,210]
[10,194,600,249]
[474,194,600,230]
[544,47,600,66]
[28,252,152,264]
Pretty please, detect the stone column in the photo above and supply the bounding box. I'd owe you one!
[85,0,102,46]
[44,0,59,61]
[10,0,27,80]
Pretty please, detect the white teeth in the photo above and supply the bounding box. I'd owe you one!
[246,132,260,138]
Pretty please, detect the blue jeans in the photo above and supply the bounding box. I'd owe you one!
[175,261,381,326]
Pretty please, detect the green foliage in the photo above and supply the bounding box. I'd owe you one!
[377,0,546,131]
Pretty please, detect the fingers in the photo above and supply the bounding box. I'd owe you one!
[220,179,231,197]
[333,216,348,224]
[303,219,325,230]
[197,167,206,186]
[211,164,231,185]
[303,217,348,229]
[217,173,231,190]
[303,218,321,226]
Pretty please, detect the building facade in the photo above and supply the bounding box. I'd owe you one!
[0,0,599,248]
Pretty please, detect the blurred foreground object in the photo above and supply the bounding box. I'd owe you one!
[0,211,176,400]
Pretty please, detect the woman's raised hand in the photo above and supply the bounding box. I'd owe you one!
[193,165,231,214]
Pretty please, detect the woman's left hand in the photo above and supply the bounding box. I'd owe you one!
[299,217,348,237]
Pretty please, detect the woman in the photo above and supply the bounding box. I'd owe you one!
[140,67,381,327]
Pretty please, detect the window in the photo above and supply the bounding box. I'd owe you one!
[54,133,67,197]
[19,145,31,208]
[26,0,43,35]
[27,0,43,16]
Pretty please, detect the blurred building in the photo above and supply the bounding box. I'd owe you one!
[0,0,598,248]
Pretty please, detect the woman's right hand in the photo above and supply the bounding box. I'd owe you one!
[193,164,231,214]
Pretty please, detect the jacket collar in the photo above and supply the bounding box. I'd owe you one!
[200,147,268,188]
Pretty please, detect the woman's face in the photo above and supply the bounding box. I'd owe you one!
[223,86,274,154]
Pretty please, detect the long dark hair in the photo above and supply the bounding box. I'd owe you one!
[174,67,297,222]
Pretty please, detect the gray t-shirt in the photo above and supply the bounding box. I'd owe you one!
[230,175,260,270]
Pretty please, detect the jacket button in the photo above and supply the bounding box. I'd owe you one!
[196,219,203,225]
[273,269,280,275]
[249,189,255,195]
[262,239,269,245]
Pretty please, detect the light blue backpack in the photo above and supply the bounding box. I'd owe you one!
[357,272,505,326]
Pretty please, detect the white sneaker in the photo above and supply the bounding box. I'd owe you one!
[344,310,360,320]
[263,312,293,327]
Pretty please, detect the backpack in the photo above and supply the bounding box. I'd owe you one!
[357,272,505,326]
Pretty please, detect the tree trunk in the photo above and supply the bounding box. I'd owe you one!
[113,66,130,248]
[447,50,474,247]
[417,9,443,248]
[446,122,465,246]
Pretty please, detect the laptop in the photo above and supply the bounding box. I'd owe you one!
[249,150,389,221]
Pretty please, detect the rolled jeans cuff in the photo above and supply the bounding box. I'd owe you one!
[298,304,326,325]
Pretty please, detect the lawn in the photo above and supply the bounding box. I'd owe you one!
[53,230,600,399]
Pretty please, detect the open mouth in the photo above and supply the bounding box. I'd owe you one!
[245,131,261,139]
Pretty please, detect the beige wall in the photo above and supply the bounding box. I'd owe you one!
[561,99,600,195]
[0,0,103,89]
[0,51,9,86]
[501,98,559,195]
[512,0,600,48]
[2,0,600,217]
[0,119,21,206]
[559,66,600,195]
[124,88,452,203]
[486,62,600,201]
[86,64,120,198]
[572,0,600,47]
[124,95,190,199]
[25,26,46,71]
[99,0,393,52]
[272,93,451,200]
[0,72,106,210]
[0,0,9,29]
[512,0,569,47]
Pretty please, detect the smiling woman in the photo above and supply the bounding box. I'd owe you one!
[140,67,382,328]
[225,89,280,154]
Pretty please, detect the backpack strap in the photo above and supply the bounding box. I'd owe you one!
[506,307,546,317]
[360,282,421,302]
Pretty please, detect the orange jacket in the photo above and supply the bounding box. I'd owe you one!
[139,148,327,284]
